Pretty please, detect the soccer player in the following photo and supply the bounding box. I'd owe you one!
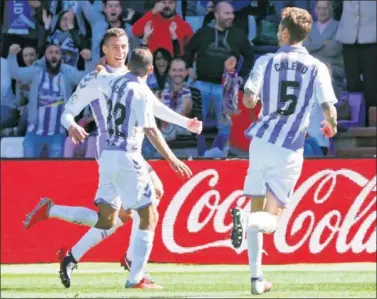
[97,46,192,288]
[230,7,338,295]
[24,28,201,288]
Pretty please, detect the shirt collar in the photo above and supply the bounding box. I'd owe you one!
[277,45,309,55]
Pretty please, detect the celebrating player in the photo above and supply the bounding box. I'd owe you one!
[230,7,338,295]
[97,46,193,288]
[24,28,202,289]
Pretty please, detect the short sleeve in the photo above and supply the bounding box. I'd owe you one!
[64,72,98,116]
[133,90,157,129]
[314,61,338,105]
[244,54,271,96]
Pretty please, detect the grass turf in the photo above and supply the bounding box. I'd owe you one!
[1,263,376,298]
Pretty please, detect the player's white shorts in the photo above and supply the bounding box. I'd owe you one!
[244,137,304,207]
[94,150,157,211]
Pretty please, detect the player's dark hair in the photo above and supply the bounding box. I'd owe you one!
[102,0,121,6]
[280,7,313,44]
[128,47,153,77]
[102,27,128,45]
[170,57,187,69]
[45,42,61,52]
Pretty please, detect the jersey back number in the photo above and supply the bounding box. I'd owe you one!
[276,80,300,116]
[107,99,126,138]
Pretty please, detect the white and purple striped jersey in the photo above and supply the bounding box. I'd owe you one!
[62,66,127,159]
[33,70,65,136]
[244,45,337,151]
[104,72,157,153]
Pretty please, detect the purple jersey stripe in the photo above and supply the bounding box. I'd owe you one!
[244,121,258,139]
[96,134,106,160]
[107,76,126,135]
[119,89,134,149]
[55,104,63,135]
[282,66,318,150]
[261,58,274,116]
[43,107,51,135]
[112,79,131,144]
[91,99,106,133]
[91,99,106,157]
[269,55,303,144]
[268,54,290,144]
[254,57,274,139]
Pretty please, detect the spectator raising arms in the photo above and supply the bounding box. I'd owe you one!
[303,0,344,98]
[141,17,182,56]
[79,0,139,64]
[7,43,92,158]
[38,9,91,68]
[160,58,193,141]
[132,0,193,55]
[184,1,254,140]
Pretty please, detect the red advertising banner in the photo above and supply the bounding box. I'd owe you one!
[1,159,376,264]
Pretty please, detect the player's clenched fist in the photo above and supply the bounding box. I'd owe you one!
[187,117,202,135]
[9,44,22,55]
[68,123,89,144]
[169,158,192,179]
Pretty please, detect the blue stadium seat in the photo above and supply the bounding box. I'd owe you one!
[186,16,205,33]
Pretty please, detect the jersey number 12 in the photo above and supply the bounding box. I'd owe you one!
[107,99,126,138]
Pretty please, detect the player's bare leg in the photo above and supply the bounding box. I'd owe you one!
[121,169,164,285]
[57,203,124,288]
[57,170,163,288]
[24,198,119,230]
[231,193,281,295]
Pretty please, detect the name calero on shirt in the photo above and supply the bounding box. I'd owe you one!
[274,61,308,74]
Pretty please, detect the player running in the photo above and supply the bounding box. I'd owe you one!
[230,7,338,295]
[24,28,202,288]
[97,46,193,288]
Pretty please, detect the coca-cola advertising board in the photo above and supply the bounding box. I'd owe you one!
[1,159,375,264]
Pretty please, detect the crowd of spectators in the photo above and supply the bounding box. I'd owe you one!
[0,0,376,159]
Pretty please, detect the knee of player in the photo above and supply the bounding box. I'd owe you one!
[155,187,164,200]
[140,209,159,231]
[119,209,133,223]
[97,214,117,229]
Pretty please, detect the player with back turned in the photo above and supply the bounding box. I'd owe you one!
[230,7,338,295]
[24,28,202,289]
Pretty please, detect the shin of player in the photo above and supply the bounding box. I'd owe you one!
[232,7,338,295]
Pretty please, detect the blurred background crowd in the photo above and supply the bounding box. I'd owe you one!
[0,0,376,159]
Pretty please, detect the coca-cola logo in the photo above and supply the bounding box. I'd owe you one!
[162,168,376,256]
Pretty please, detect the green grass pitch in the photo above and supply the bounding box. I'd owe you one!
[1,263,376,298]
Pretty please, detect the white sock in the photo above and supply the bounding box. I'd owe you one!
[126,211,140,262]
[247,212,278,234]
[49,205,98,227]
[71,217,123,261]
[247,227,263,279]
[128,229,154,284]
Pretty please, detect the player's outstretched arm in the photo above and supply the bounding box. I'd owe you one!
[145,127,192,178]
[61,72,97,143]
[152,93,202,134]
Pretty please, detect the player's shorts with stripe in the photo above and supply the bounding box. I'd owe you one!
[94,150,157,211]
[243,137,303,207]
